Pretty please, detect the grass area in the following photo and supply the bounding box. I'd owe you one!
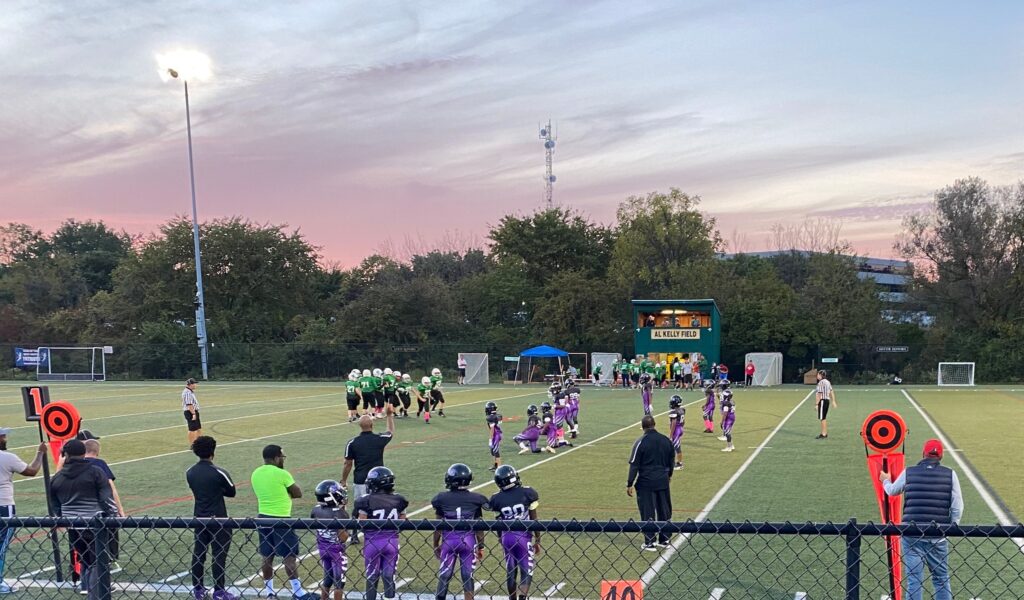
[0,382,1020,599]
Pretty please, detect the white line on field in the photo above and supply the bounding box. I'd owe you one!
[640,391,815,589]
[795,592,807,600]
[160,570,190,583]
[901,390,1024,555]
[543,582,567,596]
[474,579,487,591]
[395,577,414,589]
[17,391,545,486]
[709,587,725,599]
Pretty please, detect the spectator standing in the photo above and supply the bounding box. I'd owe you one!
[0,428,45,594]
[745,360,756,387]
[341,410,396,542]
[815,370,838,439]
[457,355,468,385]
[49,439,116,599]
[186,436,237,600]
[250,444,315,599]
[880,440,962,600]
[182,378,203,445]
[83,439,124,517]
[626,416,675,551]
[682,360,694,390]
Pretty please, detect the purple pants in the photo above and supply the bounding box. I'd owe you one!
[490,430,503,457]
[436,532,478,596]
[642,389,652,415]
[568,399,580,422]
[671,430,683,453]
[722,412,735,442]
[317,539,348,590]
[500,532,535,592]
[515,429,540,452]
[554,407,567,427]
[702,397,715,421]
[363,533,399,600]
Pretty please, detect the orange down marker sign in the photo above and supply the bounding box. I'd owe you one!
[601,580,642,600]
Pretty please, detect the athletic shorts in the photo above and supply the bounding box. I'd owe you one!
[817,400,830,421]
[630,373,640,383]
[459,367,466,377]
[373,392,385,409]
[346,395,360,411]
[257,515,300,557]
[683,374,693,384]
[184,411,202,431]
[384,392,400,407]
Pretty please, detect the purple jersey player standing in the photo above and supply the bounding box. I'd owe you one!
[432,464,489,600]
[564,380,581,439]
[354,467,408,600]
[639,373,654,416]
[485,402,503,471]
[514,405,542,455]
[311,480,350,600]
[719,388,735,452]
[701,379,716,433]
[489,465,541,600]
[668,395,685,470]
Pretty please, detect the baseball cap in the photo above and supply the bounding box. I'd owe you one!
[75,430,100,441]
[63,439,87,457]
[185,378,198,385]
[923,439,944,458]
[0,428,10,436]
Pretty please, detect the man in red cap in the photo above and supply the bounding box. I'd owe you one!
[879,439,962,600]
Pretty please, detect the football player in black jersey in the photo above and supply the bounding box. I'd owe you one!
[431,464,490,600]
[354,467,408,600]
[489,465,540,600]
[485,402,503,471]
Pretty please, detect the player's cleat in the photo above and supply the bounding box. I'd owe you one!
[816,434,828,439]
[703,428,713,433]
[641,543,658,552]
[717,436,727,441]
[193,587,209,600]
[570,431,577,439]
[439,410,446,417]
[655,541,671,548]
[292,591,317,600]
[0,583,17,595]
[544,446,556,454]
[213,590,238,600]
[674,462,684,470]
[488,466,497,472]
[722,446,734,452]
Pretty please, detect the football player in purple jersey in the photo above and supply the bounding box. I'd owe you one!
[485,402,503,471]
[489,465,541,600]
[354,467,408,600]
[668,395,685,470]
[431,464,490,600]
[514,405,543,454]
[311,480,350,600]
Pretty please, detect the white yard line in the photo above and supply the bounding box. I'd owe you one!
[640,391,815,588]
[543,582,567,596]
[709,588,726,599]
[16,391,544,486]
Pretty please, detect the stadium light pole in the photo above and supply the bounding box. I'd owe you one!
[158,51,212,380]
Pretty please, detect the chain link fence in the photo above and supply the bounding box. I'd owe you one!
[1,517,1021,599]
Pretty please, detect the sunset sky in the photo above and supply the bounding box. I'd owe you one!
[3,1,1022,265]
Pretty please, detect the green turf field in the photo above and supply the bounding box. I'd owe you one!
[0,382,1020,599]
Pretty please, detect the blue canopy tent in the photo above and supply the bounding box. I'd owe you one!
[514,345,571,385]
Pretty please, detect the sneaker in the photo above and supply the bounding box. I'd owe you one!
[717,436,727,441]
[213,591,239,600]
[570,432,577,439]
[816,434,828,439]
[641,543,658,552]
[703,429,713,434]
[293,591,317,600]
[518,447,530,455]
[0,583,18,595]
[722,446,734,452]
[656,541,671,548]
[193,586,209,600]
[439,411,446,417]
[488,466,497,472]
[674,462,683,470]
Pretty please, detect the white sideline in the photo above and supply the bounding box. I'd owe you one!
[640,391,815,589]
[14,390,544,486]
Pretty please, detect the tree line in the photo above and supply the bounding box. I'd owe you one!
[2,178,1022,382]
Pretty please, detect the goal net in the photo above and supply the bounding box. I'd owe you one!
[460,353,489,385]
[744,352,783,386]
[590,352,621,385]
[37,346,108,382]
[937,362,974,386]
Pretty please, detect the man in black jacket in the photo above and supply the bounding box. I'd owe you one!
[186,436,238,600]
[49,439,117,599]
[626,415,675,550]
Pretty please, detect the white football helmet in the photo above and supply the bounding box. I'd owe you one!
[362,369,371,377]
[431,368,441,376]
[348,372,357,381]
[422,376,431,385]
[372,368,383,377]
[383,368,393,375]
[403,374,412,382]
[393,371,401,378]
[597,361,603,367]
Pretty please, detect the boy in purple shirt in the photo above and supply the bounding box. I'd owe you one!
[514,405,542,454]
[432,464,489,600]
[485,402,503,471]
[489,465,541,600]
[354,467,408,600]
[668,395,685,470]
[311,480,349,600]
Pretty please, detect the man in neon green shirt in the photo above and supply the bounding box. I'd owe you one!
[251,444,315,599]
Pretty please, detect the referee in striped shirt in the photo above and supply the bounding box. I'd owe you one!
[815,370,837,439]
[182,378,203,444]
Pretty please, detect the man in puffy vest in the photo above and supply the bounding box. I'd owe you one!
[879,439,963,600]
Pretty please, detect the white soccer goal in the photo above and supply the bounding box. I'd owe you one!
[938,362,974,386]
[36,346,109,382]
[590,352,621,385]
[460,353,490,385]
[744,352,783,386]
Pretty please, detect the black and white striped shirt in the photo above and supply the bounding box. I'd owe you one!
[182,387,199,411]
[816,378,833,401]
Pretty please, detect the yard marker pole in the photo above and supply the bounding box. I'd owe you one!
[37,422,64,582]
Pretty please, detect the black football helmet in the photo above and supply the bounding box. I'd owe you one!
[526,404,538,416]
[639,373,652,384]
[365,466,395,493]
[445,463,473,490]
[315,479,347,506]
[718,379,731,390]
[540,401,552,413]
[484,401,497,415]
[669,395,682,409]
[703,379,716,391]
[493,464,521,490]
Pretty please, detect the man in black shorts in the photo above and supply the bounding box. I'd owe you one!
[815,370,838,439]
[182,378,202,445]
[186,436,237,600]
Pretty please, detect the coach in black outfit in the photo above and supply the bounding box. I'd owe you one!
[341,407,395,541]
[186,436,237,600]
[626,415,676,550]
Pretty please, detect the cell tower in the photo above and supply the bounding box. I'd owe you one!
[539,120,556,205]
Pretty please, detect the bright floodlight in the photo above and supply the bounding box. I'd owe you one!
[157,50,212,82]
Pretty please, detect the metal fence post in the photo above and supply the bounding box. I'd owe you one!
[845,518,861,600]
[92,517,112,600]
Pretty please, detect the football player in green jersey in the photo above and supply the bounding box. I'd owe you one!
[358,369,376,416]
[415,376,432,423]
[429,368,446,417]
[345,369,363,422]
[394,372,412,417]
